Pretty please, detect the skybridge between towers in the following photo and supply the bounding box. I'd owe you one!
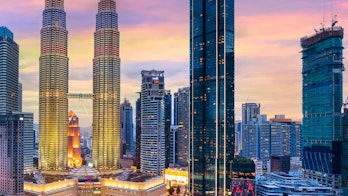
[67,93,94,100]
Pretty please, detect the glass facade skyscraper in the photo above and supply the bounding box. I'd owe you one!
[39,0,69,170]
[120,99,134,154]
[140,70,165,176]
[301,26,344,148]
[0,27,19,115]
[190,0,235,195]
[93,0,121,170]
[301,26,344,194]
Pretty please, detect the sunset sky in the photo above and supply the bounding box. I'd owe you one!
[1,0,348,127]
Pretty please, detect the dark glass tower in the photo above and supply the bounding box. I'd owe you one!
[301,26,344,194]
[0,27,19,115]
[190,0,235,195]
[93,0,121,170]
[39,0,69,170]
[164,90,172,167]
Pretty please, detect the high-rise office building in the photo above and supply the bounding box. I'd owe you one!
[68,111,82,167]
[0,27,19,115]
[140,70,165,175]
[174,87,190,166]
[301,25,344,194]
[22,112,34,173]
[18,83,22,112]
[39,0,69,170]
[242,103,260,124]
[135,97,141,169]
[93,0,121,170]
[0,113,33,195]
[190,0,235,194]
[120,99,134,154]
[164,90,172,167]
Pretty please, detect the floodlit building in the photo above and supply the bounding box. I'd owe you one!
[93,0,121,170]
[67,111,82,167]
[24,168,166,196]
[39,0,69,171]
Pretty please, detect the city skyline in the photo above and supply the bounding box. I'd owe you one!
[1,0,348,127]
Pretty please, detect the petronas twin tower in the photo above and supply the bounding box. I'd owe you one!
[39,0,120,170]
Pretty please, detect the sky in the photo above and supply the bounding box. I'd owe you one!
[1,0,348,127]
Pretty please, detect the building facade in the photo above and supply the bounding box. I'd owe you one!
[68,111,82,167]
[164,90,172,168]
[140,70,165,176]
[39,0,69,170]
[190,0,235,194]
[242,103,260,124]
[174,87,190,166]
[0,113,33,196]
[135,97,141,169]
[301,26,344,194]
[93,0,121,170]
[120,99,134,154]
[0,27,19,115]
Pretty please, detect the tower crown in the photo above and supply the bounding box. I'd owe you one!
[98,0,116,13]
[45,0,64,9]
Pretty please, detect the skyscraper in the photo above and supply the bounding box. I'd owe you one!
[0,114,26,195]
[0,27,19,115]
[190,0,235,195]
[174,87,190,166]
[301,25,344,194]
[135,97,141,169]
[120,99,134,154]
[18,83,22,112]
[93,0,121,170]
[164,90,172,167]
[68,111,82,167]
[39,0,69,170]
[242,103,260,124]
[140,70,165,175]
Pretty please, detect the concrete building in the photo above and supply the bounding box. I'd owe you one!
[140,70,165,175]
[256,173,332,195]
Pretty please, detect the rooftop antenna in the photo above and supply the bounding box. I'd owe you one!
[330,0,338,28]
[321,0,326,29]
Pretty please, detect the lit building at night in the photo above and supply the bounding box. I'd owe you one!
[173,87,189,166]
[189,0,235,194]
[140,70,165,176]
[68,111,82,167]
[24,168,166,196]
[93,0,121,170]
[0,113,33,196]
[39,0,69,171]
